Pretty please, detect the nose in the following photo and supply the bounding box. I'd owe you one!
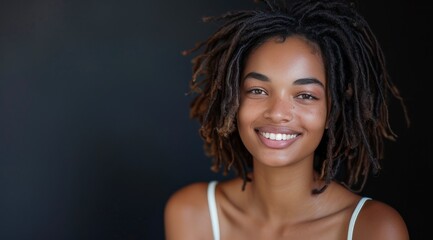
[263,96,294,123]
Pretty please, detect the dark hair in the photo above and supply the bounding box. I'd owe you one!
[184,0,409,193]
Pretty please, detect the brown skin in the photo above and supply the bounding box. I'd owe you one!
[165,179,408,240]
[164,36,409,240]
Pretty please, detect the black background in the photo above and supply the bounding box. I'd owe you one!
[0,0,431,239]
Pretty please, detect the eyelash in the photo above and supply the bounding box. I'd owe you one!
[246,88,318,100]
[297,93,318,100]
[248,88,267,95]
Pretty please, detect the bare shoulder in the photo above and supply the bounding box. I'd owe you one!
[164,182,212,240]
[354,199,409,240]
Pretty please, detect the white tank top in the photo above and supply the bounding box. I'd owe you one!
[207,180,371,240]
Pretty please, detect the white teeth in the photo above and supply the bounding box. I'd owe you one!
[260,132,297,141]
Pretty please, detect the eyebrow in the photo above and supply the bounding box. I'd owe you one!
[243,71,325,88]
[243,72,269,81]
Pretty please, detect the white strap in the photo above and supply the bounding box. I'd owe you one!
[207,181,220,240]
[347,197,371,240]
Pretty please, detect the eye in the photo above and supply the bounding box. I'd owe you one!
[247,88,267,95]
[296,93,318,100]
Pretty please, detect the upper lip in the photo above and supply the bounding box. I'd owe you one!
[255,126,300,135]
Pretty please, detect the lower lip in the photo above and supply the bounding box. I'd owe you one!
[257,133,298,149]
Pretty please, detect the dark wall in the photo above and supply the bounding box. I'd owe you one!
[0,0,430,239]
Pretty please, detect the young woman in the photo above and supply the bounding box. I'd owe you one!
[165,0,410,239]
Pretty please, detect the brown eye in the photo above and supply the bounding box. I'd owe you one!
[296,93,318,100]
[248,88,267,95]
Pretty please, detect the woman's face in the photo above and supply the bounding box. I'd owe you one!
[237,36,327,167]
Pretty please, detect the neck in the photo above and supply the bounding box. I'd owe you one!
[245,163,327,222]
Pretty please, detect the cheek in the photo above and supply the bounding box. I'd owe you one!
[237,103,252,131]
[299,106,327,130]
[237,101,260,137]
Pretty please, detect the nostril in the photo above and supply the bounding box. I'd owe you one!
[263,108,294,122]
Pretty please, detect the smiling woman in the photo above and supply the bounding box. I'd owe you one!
[164,0,410,239]
[238,36,327,169]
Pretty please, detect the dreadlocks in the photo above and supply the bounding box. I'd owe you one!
[184,0,409,193]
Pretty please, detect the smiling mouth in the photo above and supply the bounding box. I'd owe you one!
[259,132,298,141]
